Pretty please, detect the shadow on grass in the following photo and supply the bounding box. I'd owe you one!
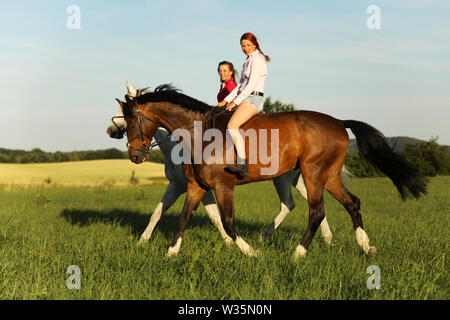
[59,208,286,239]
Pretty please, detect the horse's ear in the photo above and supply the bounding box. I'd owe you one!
[115,98,124,109]
[126,81,137,97]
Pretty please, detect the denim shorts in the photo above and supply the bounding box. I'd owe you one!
[243,94,264,113]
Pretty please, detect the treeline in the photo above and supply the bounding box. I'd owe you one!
[346,137,450,177]
[0,147,165,164]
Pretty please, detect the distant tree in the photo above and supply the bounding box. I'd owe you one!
[148,149,165,163]
[262,97,295,114]
[345,152,384,178]
[104,148,126,159]
[402,136,450,176]
[49,152,70,162]
[0,153,9,163]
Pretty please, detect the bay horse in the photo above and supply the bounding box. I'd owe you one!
[117,84,427,260]
[107,83,335,246]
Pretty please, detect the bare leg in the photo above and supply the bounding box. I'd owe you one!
[227,102,258,163]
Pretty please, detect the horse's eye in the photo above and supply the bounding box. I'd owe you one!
[129,125,136,129]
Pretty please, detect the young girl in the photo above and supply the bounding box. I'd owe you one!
[218,32,270,177]
[217,61,238,103]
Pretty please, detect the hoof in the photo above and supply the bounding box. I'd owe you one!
[292,245,307,261]
[260,227,275,242]
[366,246,377,256]
[165,249,178,258]
[251,249,263,258]
[322,235,333,247]
[259,232,270,242]
[137,237,149,246]
[224,237,234,246]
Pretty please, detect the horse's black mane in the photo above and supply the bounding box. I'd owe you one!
[135,84,213,113]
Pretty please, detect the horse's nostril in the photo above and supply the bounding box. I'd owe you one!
[133,155,138,162]
[107,128,112,136]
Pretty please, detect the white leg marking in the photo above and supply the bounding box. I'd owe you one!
[235,236,261,257]
[261,203,290,241]
[204,203,233,246]
[138,202,163,244]
[355,227,377,255]
[295,174,308,200]
[320,217,333,246]
[293,244,307,261]
[166,237,183,258]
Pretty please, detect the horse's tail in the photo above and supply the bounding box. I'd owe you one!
[343,120,428,200]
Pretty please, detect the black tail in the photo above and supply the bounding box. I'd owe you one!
[343,120,428,200]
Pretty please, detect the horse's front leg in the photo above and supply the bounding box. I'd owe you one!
[201,190,234,246]
[166,182,207,257]
[139,182,186,244]
[213,185,261,257]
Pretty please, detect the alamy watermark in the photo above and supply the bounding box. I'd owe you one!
[169,121,280,175]
[366,265,381,289]
[66,5,81,30]
[367,5,381,30]
[66,265,81,290]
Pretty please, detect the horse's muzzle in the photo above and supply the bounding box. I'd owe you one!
[130,151,147,164]
[107,127,124,139]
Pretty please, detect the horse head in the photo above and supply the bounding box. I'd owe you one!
[106,82,153,139]
[121,91,160,164]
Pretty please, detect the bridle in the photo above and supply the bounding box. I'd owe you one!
[112,96,231,156]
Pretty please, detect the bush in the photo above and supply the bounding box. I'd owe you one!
[345,136,450,177]
[402,137,450,176]
[262,97,295,113]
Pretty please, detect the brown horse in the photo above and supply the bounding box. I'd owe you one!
[117,84,427,260]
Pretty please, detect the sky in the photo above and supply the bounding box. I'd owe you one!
[0,0,449,152]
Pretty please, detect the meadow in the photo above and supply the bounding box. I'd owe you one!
[0,160,448,299]
[0,159,166,187]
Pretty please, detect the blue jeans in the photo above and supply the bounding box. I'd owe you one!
[243,94,264,112]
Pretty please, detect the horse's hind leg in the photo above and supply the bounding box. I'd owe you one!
[139,181,186,244]
[294,172,333,246]
[293,178,326,260]
[325,176,376,255]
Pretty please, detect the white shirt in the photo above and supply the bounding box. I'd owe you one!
[224,50,267,105]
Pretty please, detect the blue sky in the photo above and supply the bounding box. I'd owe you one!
[0,0,449,151]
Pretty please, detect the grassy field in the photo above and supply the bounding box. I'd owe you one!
[0,161,448,299]
[0,159,166,187]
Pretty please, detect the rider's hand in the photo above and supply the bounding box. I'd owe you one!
[226,102,236,111]
[217,100,227,107]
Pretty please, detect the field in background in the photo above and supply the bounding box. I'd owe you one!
[0,160,166,187]
[0,170,448,299]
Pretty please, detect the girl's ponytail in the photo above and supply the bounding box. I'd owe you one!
[240,32,270,62]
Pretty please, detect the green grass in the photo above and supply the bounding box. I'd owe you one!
[0,177,448,299]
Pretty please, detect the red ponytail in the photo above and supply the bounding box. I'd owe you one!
[240,32,270,62]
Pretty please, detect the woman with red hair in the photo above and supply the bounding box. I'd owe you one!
[218,32,270,178]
